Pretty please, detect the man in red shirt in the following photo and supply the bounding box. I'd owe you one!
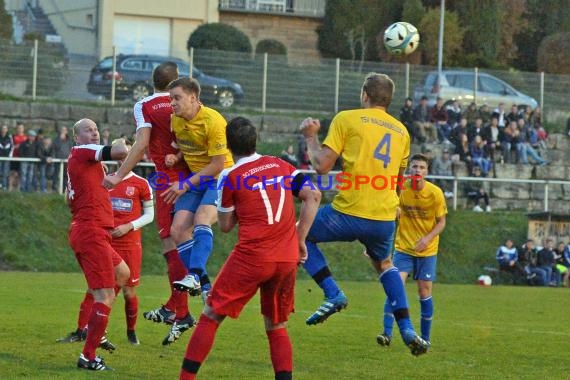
[67,118,129,371]
[179,117,321,380]
[102,62,196,344]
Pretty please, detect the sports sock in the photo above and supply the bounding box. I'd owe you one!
[77,292,94,330]
[379,267,412,332]
[177,239,194,271]
[180,314,220,380]
[303,241,341,299]
[189,225,213,274]
[83,302,111,361]
[163,249,189,317]
[125,295,138,331]
[382,299,395,337]
[200,273,211,292]
[266,328,293,378]
[420,296,433,342]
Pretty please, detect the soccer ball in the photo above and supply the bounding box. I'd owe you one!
[383,22,420,55]
[477,275,492,286]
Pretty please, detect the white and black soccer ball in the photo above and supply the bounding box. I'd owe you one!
[477,275,493,286]
[383,22,420,55]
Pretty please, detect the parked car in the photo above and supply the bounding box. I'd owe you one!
[87,54,244,108]
[414,70,538,110]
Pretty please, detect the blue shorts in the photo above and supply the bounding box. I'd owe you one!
[174,181,218,214]
[307,204,395,262]
[393,251,438,281]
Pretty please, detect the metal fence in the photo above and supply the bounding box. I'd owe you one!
[0,42,569,123]
[2,156,570,213]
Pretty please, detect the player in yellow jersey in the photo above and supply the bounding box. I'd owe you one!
[299,73,428,355]
[377,153,447,350]
[160,77,234,345]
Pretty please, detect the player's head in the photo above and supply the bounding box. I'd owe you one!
[153,61,179,91]
[72,118,99,145]
[226,117,257,157]
[168,77,201,119]
[409,153,430,178]
[361,73,394,108]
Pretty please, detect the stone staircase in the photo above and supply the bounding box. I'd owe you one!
[14,3,58,39]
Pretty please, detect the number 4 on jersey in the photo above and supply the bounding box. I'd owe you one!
[374,133,391,168]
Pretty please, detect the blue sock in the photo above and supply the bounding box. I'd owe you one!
[200,273,211,292]
[303,241,341,299]
[383,300,395,338]
[420,296,433,342]
[177,239,194,270]
[189,225,213,274]
[379,267,412,332]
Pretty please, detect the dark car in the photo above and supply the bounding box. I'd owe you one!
[87,54,244,108]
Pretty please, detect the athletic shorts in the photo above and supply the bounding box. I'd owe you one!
[174,181,218,214]
[307,204,395,262]
[112,243,142,287]
[393,251,438,281]
[208,253,297,324]
[69,224,123,289]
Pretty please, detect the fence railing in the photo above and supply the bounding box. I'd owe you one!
[2,156,570,213]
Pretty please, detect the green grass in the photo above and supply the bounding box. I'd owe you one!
[0,192,528,283]
[1,272,570,379]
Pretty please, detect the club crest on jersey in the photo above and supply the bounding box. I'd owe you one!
[126,186,135,196]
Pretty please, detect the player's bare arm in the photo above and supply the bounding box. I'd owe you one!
[299,117,339,174]
[103,127,150,189]
[218,210,237,233]
[162,154,226,204]
[415,215,446,252]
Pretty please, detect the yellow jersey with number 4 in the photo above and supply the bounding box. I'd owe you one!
[170,105,234,175]
[395,180,447,257]
[323,107,410,220]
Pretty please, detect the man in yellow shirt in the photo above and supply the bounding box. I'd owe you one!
[160,77,234,345]
[299,73,428,355]
[377,153,447,350]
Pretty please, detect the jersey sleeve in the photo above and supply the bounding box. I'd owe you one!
[322,114,346,155]
[400,130,411,169]
[217,168,235,213]
[76,144,105,162]
[434,186,448,218]
[207,115,229,157]
[133,101,152,130]
[138,176,153,201]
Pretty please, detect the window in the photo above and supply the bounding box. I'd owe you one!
[479,76,505,94]
[97,57,113,70]
[121,59,143,70]
[453,74,474,90]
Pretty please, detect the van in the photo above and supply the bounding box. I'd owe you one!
[414,70,538,110]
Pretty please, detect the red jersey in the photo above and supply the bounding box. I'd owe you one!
[12,134,27,157]
[218,154,300,263]
[109,172,153,246]
[133,92,190,177]
[67,144,113,228]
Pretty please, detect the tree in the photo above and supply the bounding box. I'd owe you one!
[402,0,425,27]
[187,23,252,53]
[255,39,287,56]
[537,32,570,74]
[0,0,12,41]
[418,8,464,66]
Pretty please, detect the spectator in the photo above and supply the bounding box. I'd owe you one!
[453,133,472,174]
[280,144,298,167]
[467,116,485,143]
[296,134,311,169]
[101,128,112,145]
[400,97,417,142]
[0,124,13,191]
[478,103,492,125]
[493,103,508,128]
[470,135,492,177]
[19,129,39,192]
[37,136,54,193]
[566,117,570,137]
[432,148,454,198]
[464,165,491,212]
[519,240,548,286]
[52,126,74,192]
[500,121,521,164]
[496,239,526,281]
[449,117,468,148]
[505,104,519,125]
[537,239,558,286]
[517,117,548,166]
[555,242,570,287]
[430,97,450,144]
[462,102,479,127]
[482,116,502,162]
[11,122,27,190]
[413,95,437,143]
[446,99,462,129]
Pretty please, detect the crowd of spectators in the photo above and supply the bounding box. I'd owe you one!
[496,238,570,287]
[0,122,151,193]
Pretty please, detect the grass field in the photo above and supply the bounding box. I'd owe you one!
[2,272,570,379]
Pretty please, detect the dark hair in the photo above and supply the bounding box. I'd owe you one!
[362,73,394,108]
[167,77,201,97]
[153,61,179,91]
[410,153,430,164]
[226,117,257,156]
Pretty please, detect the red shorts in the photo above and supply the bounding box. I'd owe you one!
[208,254,297,324]
[112,242,142,287]
[69,224,123,290]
